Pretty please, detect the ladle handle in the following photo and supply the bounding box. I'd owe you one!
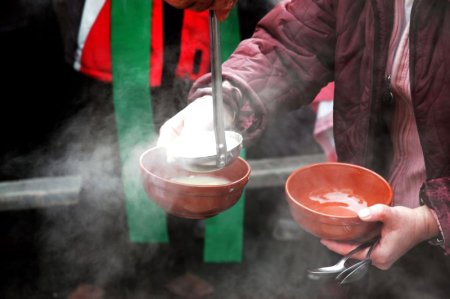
[209,10,227,168]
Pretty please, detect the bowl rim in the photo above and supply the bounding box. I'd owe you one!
[285,162,393,219]
[139,146,251,188]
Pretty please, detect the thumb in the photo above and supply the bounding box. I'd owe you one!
[357,204,392,222]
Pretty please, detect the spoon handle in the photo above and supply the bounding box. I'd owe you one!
[336,236,380,283]
[209,10,227,168]
[307,236,379,275]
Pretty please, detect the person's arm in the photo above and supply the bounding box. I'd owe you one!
[159,0,336,149]
[188,0,336,145]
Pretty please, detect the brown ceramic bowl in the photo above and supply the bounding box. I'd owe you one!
[140,147,251,219]
[285,162,392,241]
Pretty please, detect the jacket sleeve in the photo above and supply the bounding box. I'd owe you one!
[188,0,336,145]
[420,177,450,255]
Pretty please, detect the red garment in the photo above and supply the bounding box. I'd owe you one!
[310,82,334,112]
[189,0,450,254]
[74,0,210,87]
[311,83,336,162]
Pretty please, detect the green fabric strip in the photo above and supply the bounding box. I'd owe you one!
[204,7,244,262]
[111,0,168,243]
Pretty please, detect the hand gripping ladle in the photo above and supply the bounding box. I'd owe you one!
[170,11,242,172]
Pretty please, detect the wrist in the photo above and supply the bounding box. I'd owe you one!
[416,205,440,242]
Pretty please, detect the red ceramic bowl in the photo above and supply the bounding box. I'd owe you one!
[285,162,392,241]
[140,147,251,219]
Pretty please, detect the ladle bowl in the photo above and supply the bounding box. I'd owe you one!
[167,131,243,172]
[140,147,250,219]
[285,162,392,241]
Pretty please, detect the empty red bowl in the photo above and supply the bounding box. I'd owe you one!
[140,147,251,219]
[285,162,392,241]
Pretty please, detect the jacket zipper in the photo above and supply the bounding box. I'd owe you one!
[365,0,393,172]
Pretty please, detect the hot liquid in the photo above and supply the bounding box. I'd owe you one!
[309,191,368,216]
[170,175,231,186]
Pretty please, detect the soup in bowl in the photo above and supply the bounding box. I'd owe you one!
[140,147,251,219]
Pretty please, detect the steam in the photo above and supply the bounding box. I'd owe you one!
[31,88,161,292]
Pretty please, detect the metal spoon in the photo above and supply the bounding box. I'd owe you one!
[307,237,379,276]
[338,258,372,284]
[168,11,242,172]
[337,237,379,284]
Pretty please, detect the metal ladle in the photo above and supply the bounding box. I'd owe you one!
[169,11,242,172]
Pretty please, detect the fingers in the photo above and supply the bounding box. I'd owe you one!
[320,240,369,261]
[321,239,393,270]
[157,110,186,148]
[182,96,214,133]
[357,204,392,223]
[157,94,236,151]
[157,96,215,147]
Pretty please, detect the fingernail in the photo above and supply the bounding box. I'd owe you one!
[358,208,371,219]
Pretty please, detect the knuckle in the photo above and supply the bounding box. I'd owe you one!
[374,261,392,271]
[372,252,392,270]
[372,204,391,220]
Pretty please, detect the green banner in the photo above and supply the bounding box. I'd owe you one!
[204,7,244,262]
[111,0,168,243]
